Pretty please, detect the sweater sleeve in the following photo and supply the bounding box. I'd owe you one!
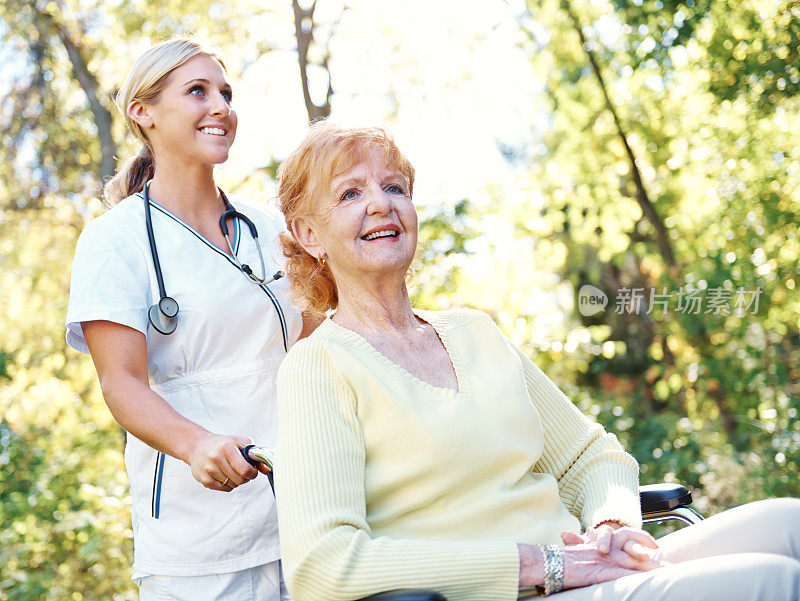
[275,338,520,601]
[508,343,642,530]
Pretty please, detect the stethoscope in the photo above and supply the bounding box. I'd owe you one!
[143,180,287,349]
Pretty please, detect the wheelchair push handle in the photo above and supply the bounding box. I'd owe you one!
[240,444,275,492]
[240,444,275,472]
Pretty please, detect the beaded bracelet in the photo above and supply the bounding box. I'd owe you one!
[517,544,566,599]
[539,544,564,596]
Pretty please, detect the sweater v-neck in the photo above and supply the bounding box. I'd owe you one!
[322,309,471,399]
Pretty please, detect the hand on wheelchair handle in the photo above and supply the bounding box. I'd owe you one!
[188,433,259,492]
[239,444,275,477]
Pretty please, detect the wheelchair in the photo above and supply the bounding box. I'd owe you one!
[241,447,704,601]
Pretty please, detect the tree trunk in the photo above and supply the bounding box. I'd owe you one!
[561,0,676,271]
[34,2,118,183]
[292,0,333,122]
[56,27,117,182]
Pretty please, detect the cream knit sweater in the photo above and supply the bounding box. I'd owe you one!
[276,309,640,601]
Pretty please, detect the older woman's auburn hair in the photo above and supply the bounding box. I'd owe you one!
[277,121,415,315]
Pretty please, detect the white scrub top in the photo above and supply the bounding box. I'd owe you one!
[65,190,302,577]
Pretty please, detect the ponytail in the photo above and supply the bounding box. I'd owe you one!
[103,146,154,205]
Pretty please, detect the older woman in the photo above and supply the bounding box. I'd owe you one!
[273,122,800,601]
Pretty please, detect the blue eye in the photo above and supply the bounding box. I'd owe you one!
[222,90,233,102]
[386,184,405,194]
[340,189,359,202]
[189,85,204,96]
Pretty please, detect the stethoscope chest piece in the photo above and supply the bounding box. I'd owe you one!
[149,296,179,335]
[142,180,284,340]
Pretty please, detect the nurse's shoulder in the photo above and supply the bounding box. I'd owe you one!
[75,191,150,257]
[67,191,153,355]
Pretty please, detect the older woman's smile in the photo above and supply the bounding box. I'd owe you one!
[361,225,401,241]
[290,147,418,282]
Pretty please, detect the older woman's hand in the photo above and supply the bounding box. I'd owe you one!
[519,533,666,591]
[561,524,665,567]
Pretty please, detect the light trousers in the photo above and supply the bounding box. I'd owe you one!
[137,560,292,601]
[552,498,800,601]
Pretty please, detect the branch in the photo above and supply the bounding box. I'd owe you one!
[228,160,281,194]
[292,0,332,122]
[561,0,676,270]
[36,1,117,183]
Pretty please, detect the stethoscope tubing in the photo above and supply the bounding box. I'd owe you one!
[144,182,169,301]
[143,181,287,349]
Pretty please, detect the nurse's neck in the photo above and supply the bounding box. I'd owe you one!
[148,165,224,223]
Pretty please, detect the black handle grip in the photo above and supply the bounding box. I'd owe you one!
[240,444,259,467]
[241,444,275,493]
[240,445,274,470]
[356,591,448,601]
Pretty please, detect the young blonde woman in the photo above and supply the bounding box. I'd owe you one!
[66,37,313,600]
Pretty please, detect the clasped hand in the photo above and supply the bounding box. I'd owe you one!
[520,523,667,590]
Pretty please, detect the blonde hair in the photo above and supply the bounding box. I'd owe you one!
[277,121,415,315]
[103,37,225,204]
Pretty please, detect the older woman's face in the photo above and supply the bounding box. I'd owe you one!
[304,147,417,282]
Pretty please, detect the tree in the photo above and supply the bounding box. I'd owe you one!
[507,0,800,510]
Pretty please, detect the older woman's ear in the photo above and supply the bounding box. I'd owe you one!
[290,217,325,261]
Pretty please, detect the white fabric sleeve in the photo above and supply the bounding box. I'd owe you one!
[65,216,152,354]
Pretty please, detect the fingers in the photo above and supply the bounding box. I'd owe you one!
[622,540,667,566]
[561,531,586,545]
[560,544,652,589]
[234,435,254,449]
[200,461,236,491]
[189,434,259,492]
[592,525,658,553]
[609,529,666,570]
[576,525,665,572]
[614,528,658,553]
[222,442,258,484]
[204,476,233,492]
[622,540,655,561]
[593,524,615,554]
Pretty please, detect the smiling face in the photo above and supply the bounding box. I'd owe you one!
[128,53,237,167]
[294,146,418,284]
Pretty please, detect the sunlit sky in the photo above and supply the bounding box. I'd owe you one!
[223,0,541,209]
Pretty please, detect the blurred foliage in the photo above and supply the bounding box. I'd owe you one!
[0,1,292,599]
[415,0,800,521]
[2,0,799,598]
[0,204,135,600]
[496,0,799,517]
